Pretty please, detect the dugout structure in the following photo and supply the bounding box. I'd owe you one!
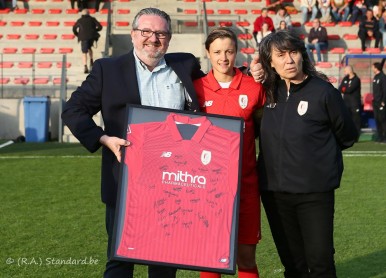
[342,54,386,130]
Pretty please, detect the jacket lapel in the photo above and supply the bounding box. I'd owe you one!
[120,50,142,105]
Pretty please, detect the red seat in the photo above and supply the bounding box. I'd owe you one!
[184,21,198,27]
[43,34,58,40]
[0,62,14,68]
[201,9,214,14]
[347,48,363,54]
[117,9,130,14]
[49,9,62,14]
[2,48,17,54]
[14,77,30,85]
[28,21,42,27]
[343,34,358,40]
[88,8,96,14]
[37,62,53,68]
[61,34,76,40]
[0,77,10,84]
[33,77,50,85]
[361,77,372,83]
[217,0,229,1]
[31,9,45,14]
[329,47,345,54]
[10,21,24,27]
[251,9,261,14]
[53,77,68,85]
[219,21,232,27]
[366,47,381,54]
[25,34,40,40]
[66,9,78,14]
[59,48,73,54]
[218,9,231,14]
[236,21,250,27]
[15,8,28,14]
[354,61,370,69]
[46,21,60,27]
[40,48,55,54]
[292,21,301,27]
[184,9,198,14]
[315,62,332,68]
[363,93,373,111]
[18,62,33,68]
[234,9,248,14]
[338,21,352,27]
[240,47,256,54]
[0,21,6,26]
[100,21,108,27]
[328,34,340,40]
[6,34,21,40]
[56,62,71,68]
[116,21,130,27]
[322,22,336,27]
[64,21,76,27]
[100,9,111,14]
[238,33,253,40]
[22,48,37,54]
[207,21,216,27]
[0,8,10,14]
[184,0,196,1]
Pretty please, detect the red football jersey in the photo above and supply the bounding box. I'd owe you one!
[193,68,265,190]
[116,113,241,269]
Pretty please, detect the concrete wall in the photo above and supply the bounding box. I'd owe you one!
[0,98,60,140]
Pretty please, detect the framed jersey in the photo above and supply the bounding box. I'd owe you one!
[111,104,244,274]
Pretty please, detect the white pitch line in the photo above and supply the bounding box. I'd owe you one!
[0,156,101,159]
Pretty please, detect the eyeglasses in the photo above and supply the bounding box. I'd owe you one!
[133,28,170,39]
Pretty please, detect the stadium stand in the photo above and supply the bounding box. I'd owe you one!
[0,0,385,140]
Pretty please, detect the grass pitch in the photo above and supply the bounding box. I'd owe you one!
[0,141,385,277]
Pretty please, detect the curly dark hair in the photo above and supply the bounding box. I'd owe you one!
[258,30,328,103]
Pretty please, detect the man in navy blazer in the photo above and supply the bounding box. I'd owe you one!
[62,7,264,278]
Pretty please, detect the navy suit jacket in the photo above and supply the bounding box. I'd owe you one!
[62,50,204,206]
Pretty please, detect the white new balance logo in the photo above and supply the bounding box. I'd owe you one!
[160,152,172,158]
[203,100,213,107]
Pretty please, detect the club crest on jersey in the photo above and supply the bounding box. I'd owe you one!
[203,100,213,107]
[201,150,211,165]
[239,95,248,109]
[297,101,308,116]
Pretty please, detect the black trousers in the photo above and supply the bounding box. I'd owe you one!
[261,191,337,278]
[373,102,386,141]
[104,205,177,278]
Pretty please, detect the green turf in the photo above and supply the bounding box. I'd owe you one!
[0,142,385,277]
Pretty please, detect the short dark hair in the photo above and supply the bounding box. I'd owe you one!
[205,27,238,51]
[132,8,172,33]
[373,62,382,71]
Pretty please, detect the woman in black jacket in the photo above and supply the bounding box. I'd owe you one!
[258,30,358,278]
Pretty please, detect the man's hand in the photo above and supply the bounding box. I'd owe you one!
[99,135,130,163]
[249,54,265,83]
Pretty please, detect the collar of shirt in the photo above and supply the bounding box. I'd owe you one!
[133,51,185,109]
[206,67,243,92]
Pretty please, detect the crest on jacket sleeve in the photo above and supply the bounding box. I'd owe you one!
[297,101,308,116]
[239,95,248,109]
